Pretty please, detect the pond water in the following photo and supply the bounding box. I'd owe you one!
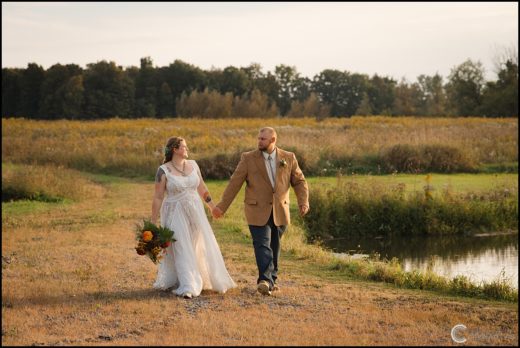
[323,231,518,288]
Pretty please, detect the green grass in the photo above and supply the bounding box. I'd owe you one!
[479,162,518,173]
[2,199,71,217]
[306,173,518,194]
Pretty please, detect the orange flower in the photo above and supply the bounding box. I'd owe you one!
[142,230,153,242]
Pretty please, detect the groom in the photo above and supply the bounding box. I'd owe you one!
[213,127,309,296]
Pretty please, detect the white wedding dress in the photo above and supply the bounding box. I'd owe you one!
[153,160,236,297]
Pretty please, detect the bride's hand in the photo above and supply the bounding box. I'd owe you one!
[212,206,223,219]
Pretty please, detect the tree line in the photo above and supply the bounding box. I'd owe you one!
[2,55,518,119]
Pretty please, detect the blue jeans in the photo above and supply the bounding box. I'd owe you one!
[248,212,286,290]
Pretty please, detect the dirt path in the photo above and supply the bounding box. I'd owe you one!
[2,178,517,346]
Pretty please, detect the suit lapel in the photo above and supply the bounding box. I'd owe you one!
[274,150,286,191]
[254,150,272,187]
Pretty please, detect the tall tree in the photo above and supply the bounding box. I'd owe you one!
[19,63,45,118]
[241,63,264,85]
[312,69,368,117]
[491,43,518,77]
[39,63,83,119]
[355,92,372,116]
[157,82,174,117]
[274,64,300,115]
[220,66,251,97]
[392,78,421,116]
[366,74,396,115]
[134,56,158,117]
[292,76,312,102]
[416,73,447,116]
[2,68,22,117]
[61,75,85,119]
[205,68,224,92]
[83,60,135,118]
[480,60,518,117]
[253,71,279,111]
[163,59,207,116]
[445,59,485,116]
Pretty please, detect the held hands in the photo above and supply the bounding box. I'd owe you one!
[210,203,307,218]
[299,204,310,217]
[211,206,224,219]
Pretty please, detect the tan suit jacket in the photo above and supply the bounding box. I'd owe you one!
[216,148,309,226]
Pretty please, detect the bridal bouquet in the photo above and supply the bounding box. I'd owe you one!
[134,219,175,264]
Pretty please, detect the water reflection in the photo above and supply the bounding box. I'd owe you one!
[323,232,518,288]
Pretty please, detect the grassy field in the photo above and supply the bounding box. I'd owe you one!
[2,116,518,344]
[2,116,518,178]
[307,172,518,193]
[2,171,518,345]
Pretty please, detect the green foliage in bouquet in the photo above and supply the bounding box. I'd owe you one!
[134,219,176,264]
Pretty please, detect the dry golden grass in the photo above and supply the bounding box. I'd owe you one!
[2,117,518,176]
[2,162,105,202]
[2,176,518,345]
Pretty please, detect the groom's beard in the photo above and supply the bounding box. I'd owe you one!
[258,144,267,151]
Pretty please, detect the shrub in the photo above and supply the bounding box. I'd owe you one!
[2,163,102,202]
[481,270,518,302]
[304,180,518,239]
[196,151,243,180]
[382,144,476,173]
[450,275,482,297]
[421,144,476,172]
[382,144,423,173]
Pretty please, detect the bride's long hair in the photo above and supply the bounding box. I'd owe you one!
[163,136,185,164]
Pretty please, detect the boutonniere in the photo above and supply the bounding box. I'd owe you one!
[279,159,288,168]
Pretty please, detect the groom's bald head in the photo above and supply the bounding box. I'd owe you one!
[260,127,277,139]
[258,127,277,152]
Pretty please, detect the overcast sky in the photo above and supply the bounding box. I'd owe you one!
[2,2,518,82]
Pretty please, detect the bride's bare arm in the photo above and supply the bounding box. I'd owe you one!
[195,166,216,211]
[151,173,166,224]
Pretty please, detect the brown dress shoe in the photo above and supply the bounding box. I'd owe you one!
[257,280,271,296]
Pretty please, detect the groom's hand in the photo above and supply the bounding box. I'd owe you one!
[212,206,224,219]
[299,204,309,217]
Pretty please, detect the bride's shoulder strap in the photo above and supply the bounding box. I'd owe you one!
[190,160,201,174]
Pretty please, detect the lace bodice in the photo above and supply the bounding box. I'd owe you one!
[160,161,200,199]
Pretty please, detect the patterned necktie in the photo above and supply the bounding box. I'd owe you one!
[267,155,275,188]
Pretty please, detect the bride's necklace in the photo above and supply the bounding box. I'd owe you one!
[171,160,187,176]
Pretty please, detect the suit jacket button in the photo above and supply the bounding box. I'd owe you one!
[269,202,272,205]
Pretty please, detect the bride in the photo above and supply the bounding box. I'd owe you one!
[151,136,236,298]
